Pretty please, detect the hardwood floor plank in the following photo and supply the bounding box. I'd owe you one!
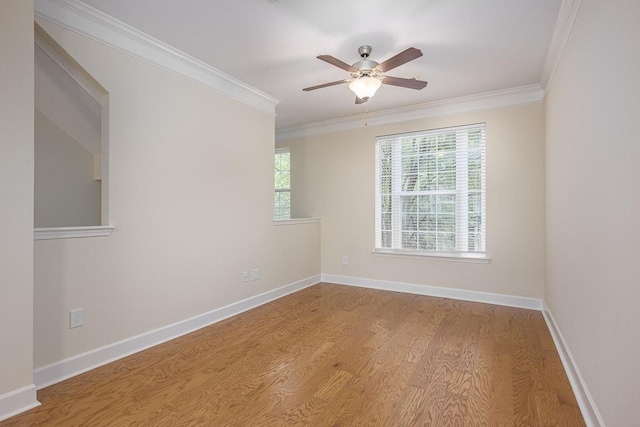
[310,385,362,426]
[392,385,434,425]
[347,360,415,427]
[435,392,473,426]
[1,284,584,426]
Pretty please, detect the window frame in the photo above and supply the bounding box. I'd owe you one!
[374,123,488,261]
[274,147,291,220]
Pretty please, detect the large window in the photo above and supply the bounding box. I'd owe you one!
[274,148,291,219]
[375,123,486,257]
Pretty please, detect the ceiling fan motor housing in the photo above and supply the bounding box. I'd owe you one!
[353,45,379,76]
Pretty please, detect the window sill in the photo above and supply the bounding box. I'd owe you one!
[372,249,490,263]
[34,225,115,240]
[273,217,322,226]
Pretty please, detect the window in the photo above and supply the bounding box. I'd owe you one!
[274,148,291,219]
[375,123,486,257]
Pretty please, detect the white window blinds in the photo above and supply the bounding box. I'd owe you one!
[375,123,486,255]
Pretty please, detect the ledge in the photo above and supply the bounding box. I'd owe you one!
[372,249,490,263]
[34,225,115,240]
[273,218,322,226]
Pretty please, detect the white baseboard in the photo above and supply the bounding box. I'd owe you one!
[542,302,605,427]
[0,384,40,422]
[321,274,543,310]
[24,273,601,427]
[322,275,603,424]
[34,274,321,389]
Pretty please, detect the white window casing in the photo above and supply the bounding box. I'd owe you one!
[375,123,487,259]
[274,148,291,220]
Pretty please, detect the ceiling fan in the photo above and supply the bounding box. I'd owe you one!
[303,45,428,104]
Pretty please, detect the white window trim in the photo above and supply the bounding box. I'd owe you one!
[375,123,486,256]
[372,249,490,263]
[273,217,322,226]
[274,147,291,220]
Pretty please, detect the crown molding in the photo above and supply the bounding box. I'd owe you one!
[34,0,279,115]
[540,0,583,91]
[276,84,544,142]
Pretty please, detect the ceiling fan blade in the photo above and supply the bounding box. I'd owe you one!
[355,96,367,104]
[302,79,349,91]
[376,47,423,73]
[317,55,359,73]
[382,76,428,90]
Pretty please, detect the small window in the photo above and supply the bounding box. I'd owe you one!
[274,148,291,219]
[375,123,486,256]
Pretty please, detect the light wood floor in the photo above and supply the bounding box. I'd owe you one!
[3,283,584,426]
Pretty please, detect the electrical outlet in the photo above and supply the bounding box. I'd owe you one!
[251,268,260,281]
[342,256,348,265]
[70,308,84,328]
[242,271,249,282]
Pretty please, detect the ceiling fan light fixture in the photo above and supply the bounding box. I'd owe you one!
[348,75,382,101]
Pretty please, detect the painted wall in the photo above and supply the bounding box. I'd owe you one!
[279,103,545,298]
[33,20,320,368]
[544,1,640,425]
[35,110,102,227]
[35,42,102,158]
[0,0,35,404]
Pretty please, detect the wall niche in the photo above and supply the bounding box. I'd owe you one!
[34,23,111,238]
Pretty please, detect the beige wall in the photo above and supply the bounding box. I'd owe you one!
[0,0,35,395]
[33,20,320,367]
[35,110,102,227]
[35,42,102,158]
[280,103,545,298]
[545,1,640,425]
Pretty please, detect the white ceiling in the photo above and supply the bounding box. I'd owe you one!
[80,0,561,130]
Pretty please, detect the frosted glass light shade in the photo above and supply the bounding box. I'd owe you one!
[349,76,382,100]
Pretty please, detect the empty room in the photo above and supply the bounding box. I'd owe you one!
[1,0,638,425]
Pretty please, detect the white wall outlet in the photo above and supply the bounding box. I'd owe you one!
[70,308,84,328]
[251,268,260,281]
[342,256,348,265]
[242,271,249,282]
